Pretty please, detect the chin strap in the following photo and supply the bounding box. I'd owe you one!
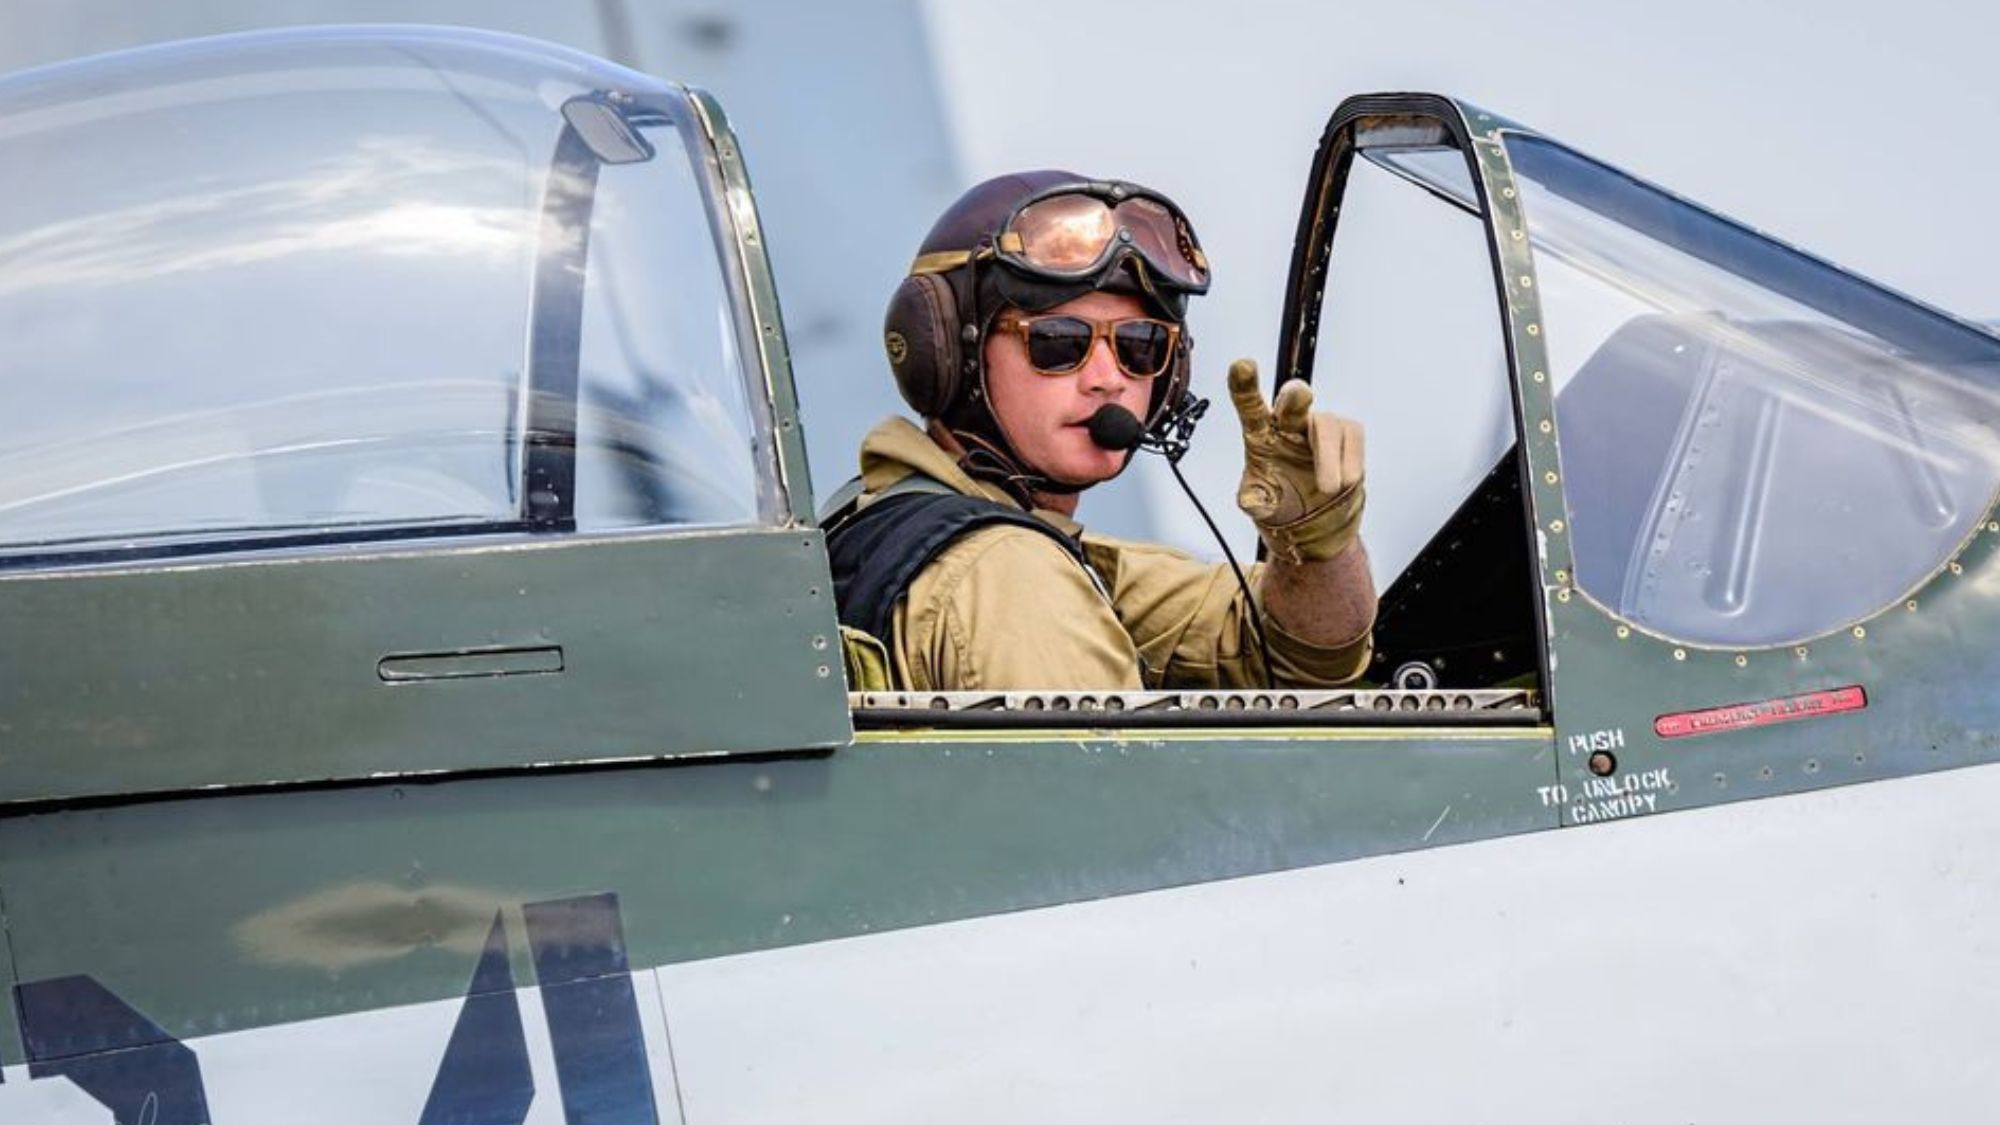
[942,385,1207,509]
[945,426,1086,508]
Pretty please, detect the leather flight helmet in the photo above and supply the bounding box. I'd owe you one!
[883,170,1208,439]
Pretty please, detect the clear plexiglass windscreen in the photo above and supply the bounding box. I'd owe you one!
[0,28,772,561]
[1506,134,2000,647]
[1326,147,1509,588]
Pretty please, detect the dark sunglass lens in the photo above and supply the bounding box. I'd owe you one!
[1113,321,1173,377]
[1024,317,1094,373]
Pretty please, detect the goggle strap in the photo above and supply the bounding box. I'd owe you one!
[909,249,975,276]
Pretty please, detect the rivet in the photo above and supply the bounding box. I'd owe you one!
[816,665,831,678]
[1556,589,1572,603]
[1795,645,1810,658]
[812,635,829,651]
[1615,625,1631,639]
[1550,519,1566,533]
[1511,229,1524,240]
[1950,561,1964,575]
[1853,625,1867,639]
[1539,419,1553,434]
[762,323,775,334]
[1907,600,1919,611]
[1502,187,1517,199]
[1520,275,1534,287]
[1734,654,1748,667]
[1532,370,1547,383]
[1990,521,1998,532]
[1555,568,1569,582]
[1544,471,1559,484]
[1526,324,1541,336]
[1673,648,1687,661]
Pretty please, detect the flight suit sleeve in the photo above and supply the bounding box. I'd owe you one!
[1083,536,1372,689]
[892,525,1145,692]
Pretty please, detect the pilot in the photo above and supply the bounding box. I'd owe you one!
[827,171,1376,692]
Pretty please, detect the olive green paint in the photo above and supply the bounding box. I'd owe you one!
[5,87,1999,1078]
[1546,518,2000,822]
[687,87,818,525]
[1455,109,2000,823]
[0,884,20,1066]
[0,528,850,804]
[0,727,1552,1049]
[1295,96,2000,829]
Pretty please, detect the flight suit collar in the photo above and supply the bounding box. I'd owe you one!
[858,416,1085,537]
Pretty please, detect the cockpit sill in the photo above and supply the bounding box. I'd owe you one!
[850,688,1542,728]
[0,516,794,575]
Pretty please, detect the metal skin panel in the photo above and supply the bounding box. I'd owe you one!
[658,762,2000,1124]
[1280,93,2000,834]
[1441,102,2000,823]
[7,76,1995,1113]
[0,528,849,804]
[686,89,816,527]
[0,886,19,1068]
[1547,513,2000,824]
[1,970,686,1124]
[0,728,1551,1048]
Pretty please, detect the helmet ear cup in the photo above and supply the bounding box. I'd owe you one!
[884,273,963,417]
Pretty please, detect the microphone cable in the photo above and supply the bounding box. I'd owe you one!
[1091,400,1277,690]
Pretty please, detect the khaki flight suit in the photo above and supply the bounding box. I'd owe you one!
[855,417,1373,692]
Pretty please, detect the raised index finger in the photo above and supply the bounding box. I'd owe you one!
[1226,358,1269,430]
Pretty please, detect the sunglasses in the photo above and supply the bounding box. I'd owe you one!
[993,311,1181,379]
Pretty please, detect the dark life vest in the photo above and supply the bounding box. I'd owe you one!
[824,480,1092,646]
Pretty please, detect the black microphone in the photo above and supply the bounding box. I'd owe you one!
[1086,403,1146,451]
[1087,394,1274,690]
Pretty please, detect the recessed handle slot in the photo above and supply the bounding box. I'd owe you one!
[378,646,565,683]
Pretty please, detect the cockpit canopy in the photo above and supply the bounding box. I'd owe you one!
[1349,113,2000,652]
[0,27,777,563]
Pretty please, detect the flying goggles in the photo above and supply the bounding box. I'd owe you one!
[910,182,1211,298]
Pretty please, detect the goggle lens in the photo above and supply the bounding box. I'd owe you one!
[1006,191,1209,290]
[1118,197,1206,288]
[1015,315,1177,379]
[1012,194,1120,273]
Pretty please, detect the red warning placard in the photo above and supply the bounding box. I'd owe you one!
[1654,686,1868,740]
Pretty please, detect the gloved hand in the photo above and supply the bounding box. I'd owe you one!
[1227,357,1366,564]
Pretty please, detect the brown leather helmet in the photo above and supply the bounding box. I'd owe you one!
[883,170,1209,470]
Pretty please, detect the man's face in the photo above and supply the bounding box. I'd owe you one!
[983,290,1156,487]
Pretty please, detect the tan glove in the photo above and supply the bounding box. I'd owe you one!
[1227,358,1366,564]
